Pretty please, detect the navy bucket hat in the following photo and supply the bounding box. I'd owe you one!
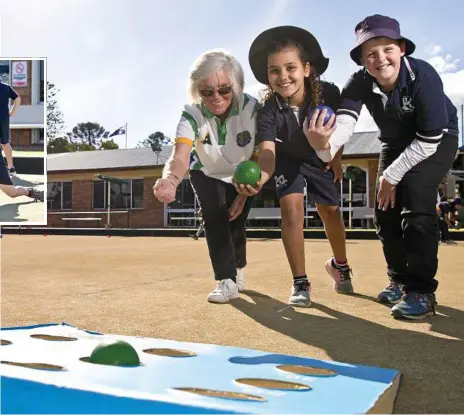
[350,14,416,65]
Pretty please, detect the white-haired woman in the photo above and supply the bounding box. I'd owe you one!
[153,49,260,304]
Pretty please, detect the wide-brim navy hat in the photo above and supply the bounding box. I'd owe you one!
[350,14,416,65]
[249,26,329,85]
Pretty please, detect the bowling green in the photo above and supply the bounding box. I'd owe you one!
[1,235,463,413]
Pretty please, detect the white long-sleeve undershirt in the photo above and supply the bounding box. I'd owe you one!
[316,114,442,185]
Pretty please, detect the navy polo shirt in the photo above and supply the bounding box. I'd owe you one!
[257,81,341,162]
[338,57,459,148]
[0,81,19,123]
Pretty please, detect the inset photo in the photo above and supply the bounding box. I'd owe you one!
[0,58,46,224]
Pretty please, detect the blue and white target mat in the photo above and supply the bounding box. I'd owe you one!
[1,323,401,414]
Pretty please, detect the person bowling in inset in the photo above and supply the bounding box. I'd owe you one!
[0,79,21,174]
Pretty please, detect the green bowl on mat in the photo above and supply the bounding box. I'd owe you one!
[88,340,140,366]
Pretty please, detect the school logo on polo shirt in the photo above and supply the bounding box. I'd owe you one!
[236,130,251,147]
[401,96,415,112]
[274,174,288,189]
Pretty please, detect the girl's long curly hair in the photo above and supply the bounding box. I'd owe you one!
[261,39,322,108]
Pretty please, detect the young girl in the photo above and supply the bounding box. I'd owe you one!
[307,15,459,319]
[240,26,354,307]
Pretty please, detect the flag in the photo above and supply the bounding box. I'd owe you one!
[109,126,126,137]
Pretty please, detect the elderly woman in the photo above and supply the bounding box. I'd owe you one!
[153,49,260,304]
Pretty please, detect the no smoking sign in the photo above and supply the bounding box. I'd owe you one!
[12,61,28,87]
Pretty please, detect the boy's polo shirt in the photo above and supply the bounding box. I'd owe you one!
[337,56,459,149]
[174,93,259,183]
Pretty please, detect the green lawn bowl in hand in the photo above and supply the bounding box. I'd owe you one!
[234,160,261,188]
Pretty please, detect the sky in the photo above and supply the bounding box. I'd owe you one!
[1,0,463,148]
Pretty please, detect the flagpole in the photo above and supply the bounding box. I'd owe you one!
[461,104,463,146]
[125,122,128,149]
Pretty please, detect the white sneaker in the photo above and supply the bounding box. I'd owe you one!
[289,279,311,307]
[207,279,239,303]
[236,268,245,292]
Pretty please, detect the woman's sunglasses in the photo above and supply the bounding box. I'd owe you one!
[199,85,233,97]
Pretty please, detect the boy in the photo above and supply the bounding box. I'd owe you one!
[305,15,459,319]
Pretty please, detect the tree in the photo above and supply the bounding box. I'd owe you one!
[136,131,170,149]
[47,136,74,154]
[47,125,119,153]
[76,143,96,151]
[100,139,119,150]
[46,82,65,140]
[68,122,109,147]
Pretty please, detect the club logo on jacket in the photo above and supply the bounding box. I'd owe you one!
[201,132,212,145]
[236,131,252,147]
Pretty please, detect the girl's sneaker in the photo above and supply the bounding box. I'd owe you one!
[289,279,311,307]
[325,258,354,294]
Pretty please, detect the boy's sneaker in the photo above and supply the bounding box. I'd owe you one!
[207,279,239,304]
[289,279,311,307]
[325,258,354,294]
[236,268,245,292]
[377,282,403,304]
[391,293,436,320]
[27,188,44,202]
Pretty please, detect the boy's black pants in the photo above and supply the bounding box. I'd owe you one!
[374,134,458,294]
